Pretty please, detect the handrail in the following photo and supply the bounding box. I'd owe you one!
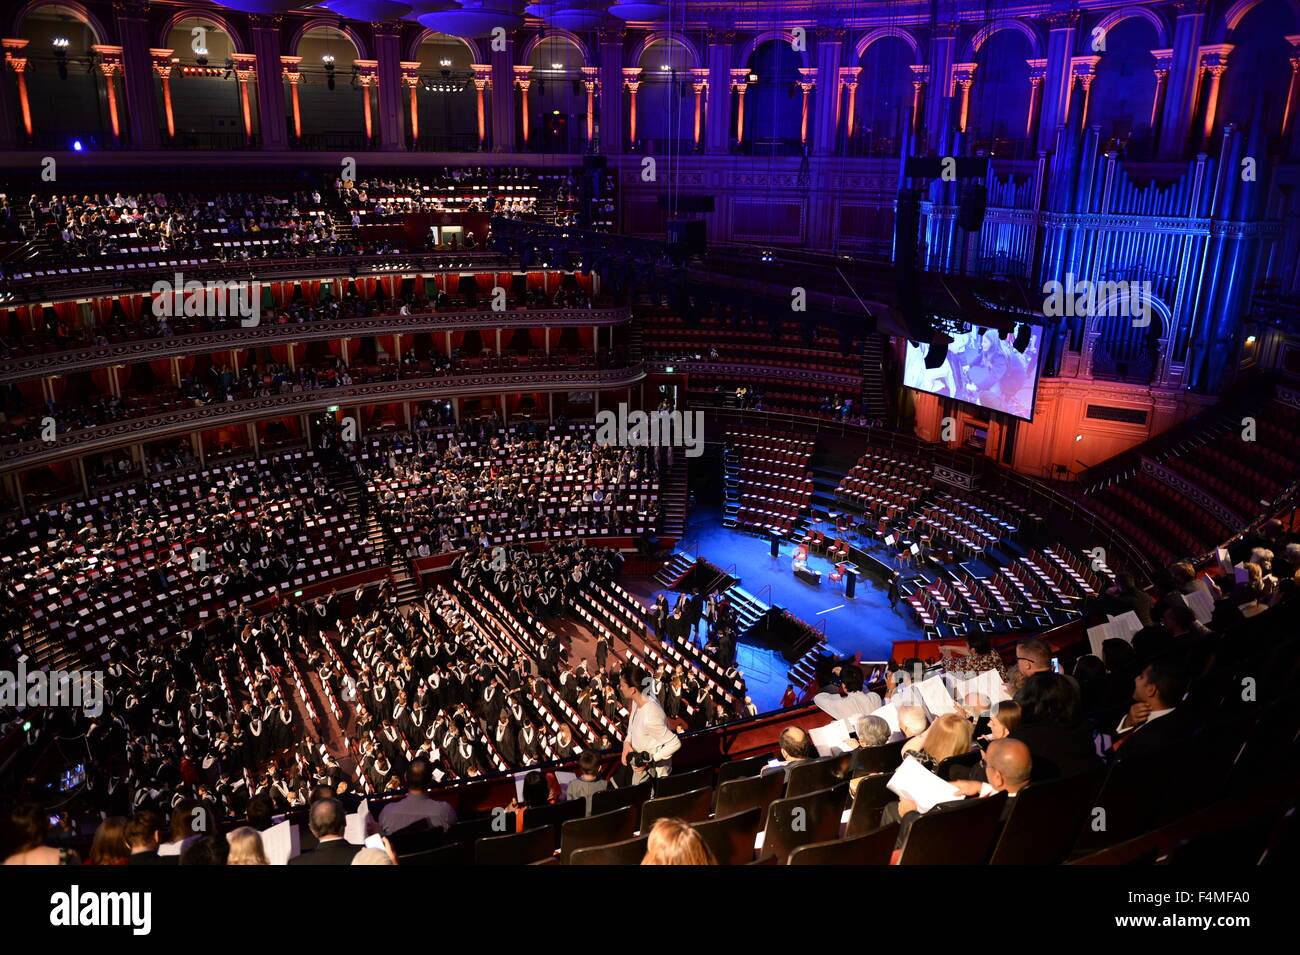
[0,306,632,385]
[0,364,646,474]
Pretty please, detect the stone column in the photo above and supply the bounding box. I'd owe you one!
[704,30,733,154]
[811,30,843,155]
[730,67,750,144]
[1197,45,1232,146]
[1158,0,1208,158]
[514,64,532,147]
[232,53,258,144]
[622,67,642,145]
[151,49,177,141]
[114,0,160,149]
[473,63,492,149]
[374,23,405,151]
[92,46,125,144]
[281,55,303,141]
[1038,11,1079,151]
[249,15,289,150]
[489,40,515,151]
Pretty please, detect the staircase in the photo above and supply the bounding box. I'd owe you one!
[13,620,86,673]
[659,459,689,541]
[334,471,421,605]
[721,447,739,528]
[653,552,694,589]
[859,333,890,421]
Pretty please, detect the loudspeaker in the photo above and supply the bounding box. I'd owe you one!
[667,219,707,255]
[770,535,780,558]
[582,155,607,170]
[845,571,857,599]
[924,332,952,369]
[894,188,922,275]
[958,184,988,232]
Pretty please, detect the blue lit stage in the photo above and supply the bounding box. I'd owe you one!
[636,507,925,712]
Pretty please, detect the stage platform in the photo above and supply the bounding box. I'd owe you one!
[624,507,924,713]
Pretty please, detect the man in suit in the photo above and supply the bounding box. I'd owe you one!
[288,798,361,865]
[1112,661,1192,763]
[124,812,176,866]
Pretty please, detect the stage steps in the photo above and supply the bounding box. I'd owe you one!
[334,470,417,604]
[723,585,768,632]
[653,552,695,589]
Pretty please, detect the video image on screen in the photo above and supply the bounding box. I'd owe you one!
[902,323,1043,421]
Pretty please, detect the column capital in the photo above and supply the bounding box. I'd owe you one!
[797,66,817,88]
[247,14,284,30]
[280,54,302,84]
[1150,48,1174,71]
[1070,54,1102,79]
[513,63,532,84]
[950,61,977,95]
[908,63,930,83]
[1198,44,1233,70]
[231,52,258,70]
[354,58,378,80]
[150,48,176,78]
[838,66,861,86]
[621,66,642,85]
[730,66,751,90]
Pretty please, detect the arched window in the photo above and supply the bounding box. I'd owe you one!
[526,35,586,153]
[851,35,915,157]
[636,38,694,152]
[1087,18,1159,155]
[413,33,478,151]
[165,18,245,149]
[966,29,1033,157]
[744,39,804,155]
[295,26,365,150]
[16,3,106,148]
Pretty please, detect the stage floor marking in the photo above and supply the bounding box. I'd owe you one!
[816,604,846,615]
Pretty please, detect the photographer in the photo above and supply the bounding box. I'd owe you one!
[619,663,681,785]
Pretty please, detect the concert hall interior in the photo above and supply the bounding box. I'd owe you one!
[1,0,1300,873]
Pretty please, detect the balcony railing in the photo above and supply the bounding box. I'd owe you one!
[0,364,646,473]
[0,306,633,385]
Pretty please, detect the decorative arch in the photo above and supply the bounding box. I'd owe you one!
[1218,0,1300,39]
[1092,6,1170,48]
[1087,291,1173,385]
[630,31,702,70]
[11,0,107,45]
[405,29,481,64]
[290,17,370,62]
[739,30,812,68]
[964,18,1043,61]
[854,26,923,63]
[157,7,247,55]
[519,28,592,67]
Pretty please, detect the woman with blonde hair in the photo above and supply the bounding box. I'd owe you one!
[902,713,974,772]
[226,826,269,865]
[640,818,717,866]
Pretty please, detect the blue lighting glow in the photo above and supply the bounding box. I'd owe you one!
[72,140,83,152]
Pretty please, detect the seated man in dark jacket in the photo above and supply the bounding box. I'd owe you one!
[288,798,361,866]
[1111,660,1193,764]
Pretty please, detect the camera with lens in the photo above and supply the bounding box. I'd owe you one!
[628,750,652,769]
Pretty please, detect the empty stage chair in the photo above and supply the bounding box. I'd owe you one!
[475,825,557,865]
[652,765,714,798]
[762,783,849,865]
[559,805,638,864]
[444,815,506,847]
[691,807,763,865]
[641,787,714,833]
[988,767,1104,865]
[785,756,847,798]
[570,835,649,865]
[788,823,899,865]
[715,770,785,819]
[591,781,653,816]
[896,793,1008,865]
[716,753,773,786]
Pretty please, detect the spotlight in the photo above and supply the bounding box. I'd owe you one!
[323,54,336,90]
[72,139,83,152]
[440,58,452,67]
[53,37,69,80]
[551,62,563,70]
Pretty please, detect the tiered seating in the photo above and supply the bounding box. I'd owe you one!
[836,447,931,521]
[642,311,863,376]
[726,430,815,536]
[3,450,380,668]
